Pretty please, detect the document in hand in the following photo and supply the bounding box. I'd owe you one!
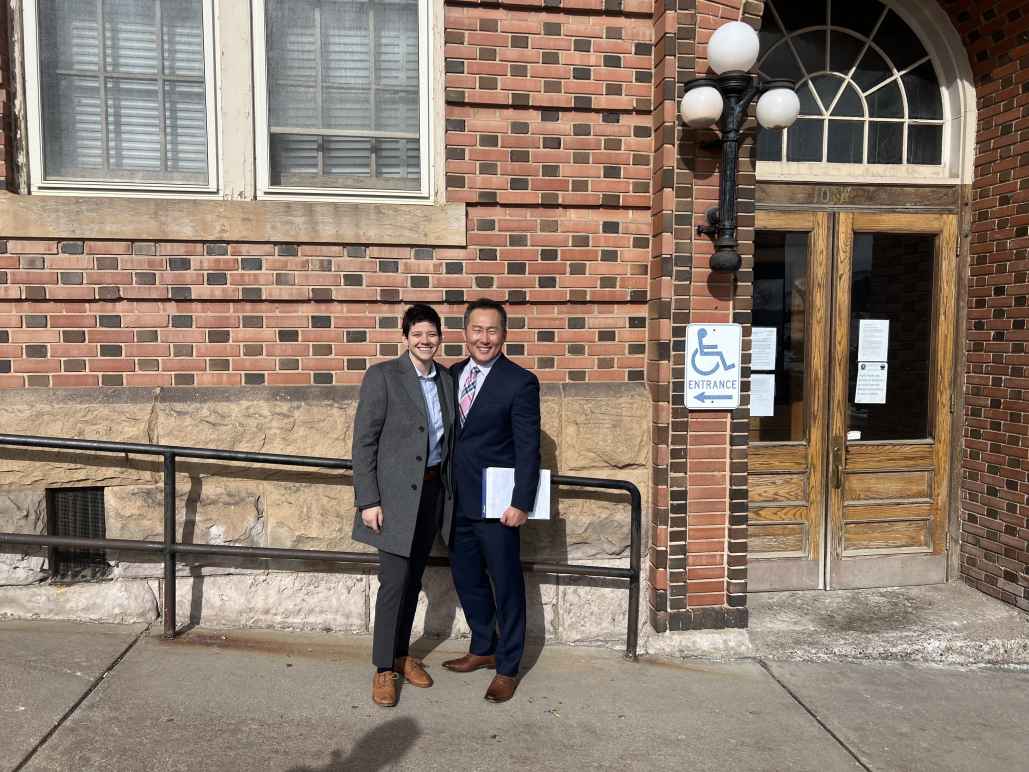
[482,467,551,520]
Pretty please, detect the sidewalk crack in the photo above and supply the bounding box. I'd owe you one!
[13,624,151,772]
[757,659,873,772]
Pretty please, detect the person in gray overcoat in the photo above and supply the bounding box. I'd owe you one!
[351,303,455,707]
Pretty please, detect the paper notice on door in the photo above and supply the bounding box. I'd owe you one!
[752,327,777,371]
[854,362,888,404]
[751,373,775,416]
[858,319,890,362]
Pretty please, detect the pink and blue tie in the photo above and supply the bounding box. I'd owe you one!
[458,365,481,428]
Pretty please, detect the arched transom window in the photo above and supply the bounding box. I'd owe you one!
[757,1,946,174]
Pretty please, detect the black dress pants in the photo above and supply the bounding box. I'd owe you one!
[372,476,442,669]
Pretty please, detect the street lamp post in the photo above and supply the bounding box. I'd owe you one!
[680,22,801,272]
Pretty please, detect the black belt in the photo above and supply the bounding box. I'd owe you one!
[423,465,441,481]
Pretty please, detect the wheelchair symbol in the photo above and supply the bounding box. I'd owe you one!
[690,328,737,376]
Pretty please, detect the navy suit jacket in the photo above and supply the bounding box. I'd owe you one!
[451,354,541,522]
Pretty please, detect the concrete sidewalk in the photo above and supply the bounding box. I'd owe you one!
[3,620,1028,772]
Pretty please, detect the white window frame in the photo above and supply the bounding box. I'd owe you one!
[21,0,221,196]
[251,0,435,203]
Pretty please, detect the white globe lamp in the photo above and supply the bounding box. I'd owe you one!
[707,21,760,75]
[679,21,798,272]
[680,83,724,128]
[756,82,801,129]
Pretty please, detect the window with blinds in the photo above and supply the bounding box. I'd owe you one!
[258,0,426,195]
[31,0,215,189]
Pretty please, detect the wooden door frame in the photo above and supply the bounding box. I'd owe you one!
[749,211,832,591]
[827,212,958,589]
[751,206,964,591]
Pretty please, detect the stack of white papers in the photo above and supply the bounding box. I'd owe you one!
[482,467,551,520]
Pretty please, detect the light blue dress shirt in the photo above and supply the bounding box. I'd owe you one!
[414,360,445,466]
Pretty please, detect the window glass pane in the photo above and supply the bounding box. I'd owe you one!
[759,22,784,64]
[829,2,883,38]
[270,134,321,180]
[830,85,863,118]
[162,0,205,77]
[758,41,803,83]
[811,74,843,112]
[873,10,928,72]
[851,48,891,93]
[797,82,822,116]
[902,61,943,120]
[751,231,809,442]
[787,119,823,162]
[44,77,104,174]
[829,31,865,74]
[106,79,162,173]
[792,30,826,75]
[38,0,209,185]
[265,0,422,192]
[847,233,935,441]
[164,81,208,173]
[867,121,902,164]
[867,81,902,119]
[757,127,783,162]
[324,138,372,177]
[773,1,826,31]
[827,121,863,163]
[907,124,943,165]
[323,86,372,131]
[104,0,159,75]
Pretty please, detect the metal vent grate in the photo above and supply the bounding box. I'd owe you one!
[46,487,110,581]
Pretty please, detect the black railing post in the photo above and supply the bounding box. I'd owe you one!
[163,452,176,639]
[626,482,641,660]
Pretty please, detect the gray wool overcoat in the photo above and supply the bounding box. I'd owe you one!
[351,355,455,557]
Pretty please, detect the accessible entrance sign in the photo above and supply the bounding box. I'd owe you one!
[685,324,741,410]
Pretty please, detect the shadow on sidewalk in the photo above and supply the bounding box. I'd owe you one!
[285,716,421,771]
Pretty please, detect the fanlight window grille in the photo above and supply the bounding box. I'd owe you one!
[757,1,944,166]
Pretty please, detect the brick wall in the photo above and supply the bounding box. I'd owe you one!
[646,0,677,630]
[0,238,646,387]
[0,0,654,388]
[941,0,1029,612]
[646,0,759,631]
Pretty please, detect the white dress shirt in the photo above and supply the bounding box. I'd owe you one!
[460,355,498,415]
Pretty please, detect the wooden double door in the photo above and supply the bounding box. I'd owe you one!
[748,211,958,591]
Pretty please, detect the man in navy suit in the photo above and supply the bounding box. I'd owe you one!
[443,298,541,703]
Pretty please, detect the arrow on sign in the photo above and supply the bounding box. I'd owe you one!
[695,392,733,403]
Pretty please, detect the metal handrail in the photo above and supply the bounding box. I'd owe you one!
[0,433,641,659]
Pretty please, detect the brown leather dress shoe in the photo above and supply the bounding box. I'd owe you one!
[372,671,398,707]
[485,674,517,703]
[395,656,433,688]
[441,653,497,673]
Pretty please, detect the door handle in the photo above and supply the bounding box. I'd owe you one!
[831,441,844,490]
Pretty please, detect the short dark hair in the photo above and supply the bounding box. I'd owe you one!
[463,298,507,331]
[402,303,442,336]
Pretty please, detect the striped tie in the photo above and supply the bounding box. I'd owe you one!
[458,365,481,427]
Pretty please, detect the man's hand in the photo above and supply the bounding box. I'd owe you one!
[362,506,383,533]
[499,506,529,528]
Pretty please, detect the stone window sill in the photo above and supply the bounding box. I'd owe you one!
[0,193,466,246]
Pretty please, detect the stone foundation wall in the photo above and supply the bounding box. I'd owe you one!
[0,383,649,643]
